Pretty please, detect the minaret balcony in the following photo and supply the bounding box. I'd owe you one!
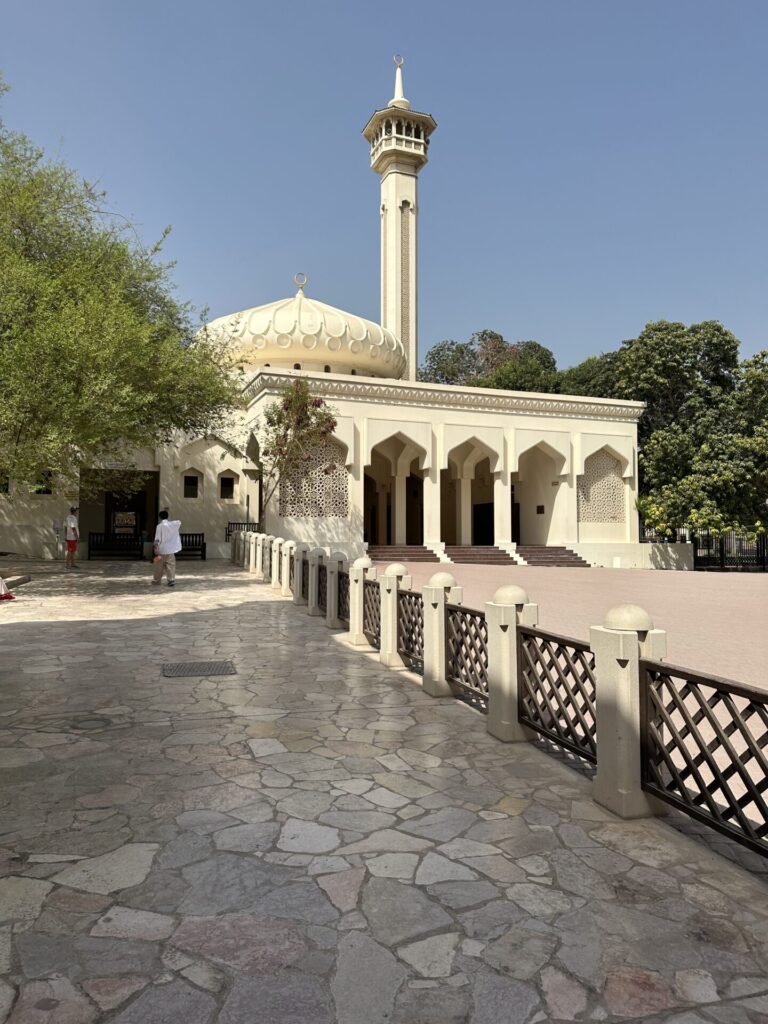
[369,133,428,167]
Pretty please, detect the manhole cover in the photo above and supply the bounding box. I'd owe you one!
[71,716,112,730]
[162,661,237,678]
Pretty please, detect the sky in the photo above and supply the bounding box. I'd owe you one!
[2,1,766,367]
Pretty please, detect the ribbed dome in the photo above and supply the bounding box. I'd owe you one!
[208,281,406,379]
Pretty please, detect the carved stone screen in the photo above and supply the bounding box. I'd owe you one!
[577,450,625,523]
[279,440,349,518]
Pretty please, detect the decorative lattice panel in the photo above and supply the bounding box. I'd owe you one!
[338,571,350,624]
[279,440,348,518]
[277,545,283,583]
[318,564,328,613]
[363,580,381,650]
[577,450,625,523]
[642,660,768,856]
[301,558,309,600]
[289,554,295,591]
[446,605,489,709]
[519,627,597,763]
[397,590,424,674]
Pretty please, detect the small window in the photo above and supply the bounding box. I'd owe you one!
[184,475,199,499]
[293,363,301,370]
[350,369,356,376]
[220,476,235,500]
[324,365,331,373]
[536,505,545,515]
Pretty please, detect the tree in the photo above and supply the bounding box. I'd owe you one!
[0,76,239,492]
[478,354,559,393]
[418,339,478,384]
[558,351,621,398]
[257,379,337,513]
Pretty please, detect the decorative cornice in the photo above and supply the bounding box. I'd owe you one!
[243,370,644,424]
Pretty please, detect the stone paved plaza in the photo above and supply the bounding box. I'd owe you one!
[1,562,768,1023]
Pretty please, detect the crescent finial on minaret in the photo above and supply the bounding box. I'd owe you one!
[390,54,411,110]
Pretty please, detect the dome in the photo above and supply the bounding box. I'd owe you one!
[208,277,406,379]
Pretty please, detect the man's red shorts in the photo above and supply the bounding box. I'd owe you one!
[66,539,78,553]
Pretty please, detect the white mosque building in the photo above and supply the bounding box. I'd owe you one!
[1,61,687,569]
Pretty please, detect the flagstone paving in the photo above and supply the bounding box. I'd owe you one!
[0,562,767,1022]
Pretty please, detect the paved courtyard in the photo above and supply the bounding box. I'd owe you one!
[1,562,767,1023]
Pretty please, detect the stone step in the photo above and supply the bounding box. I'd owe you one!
[366,546,440,563]
[515,546,591,568]
[444,546,517,565]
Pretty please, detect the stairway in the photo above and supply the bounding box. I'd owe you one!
[515,545,591,568]
[366,545,440,563]
[444,546,517,565]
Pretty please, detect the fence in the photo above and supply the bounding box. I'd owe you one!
[693,531,767,572]
[225,521,260,542]
[233,534,767,861]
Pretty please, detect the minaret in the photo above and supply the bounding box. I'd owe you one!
[363,57,437,380]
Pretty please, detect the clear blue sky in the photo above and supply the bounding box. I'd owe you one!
[2,0,766,365]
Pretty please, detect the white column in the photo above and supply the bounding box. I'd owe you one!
[293,543,309,606]
[422,572,463,697]
[393,475,407,545]
[379,562,412,667]
[248,532,258,573]
[591,604,668,818]
[485,585,539,742]
[243,531,253,571]
[271,537,284,590]
[281,541,295,597]
[457,476,472,545]
[423,466,442,547]
[307,548,325,617]
[326,551,347,629]
[493,473,512,546]
[349,556,375,646]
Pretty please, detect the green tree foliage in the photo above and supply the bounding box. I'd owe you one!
[0,77,239,492]
[558,351,621,398]
[258,379,337,513]
[417,339,478,385]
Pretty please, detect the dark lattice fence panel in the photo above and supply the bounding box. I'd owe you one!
[397,590,424,674]
[446,605,488,709]
[338,571,350,624]
[263,543,271,579]
[289,554,295,592]
[301,559,309,600]
[318,564,328,613]
[363,579,381,650]
[641,660,768,856]
[518,627,597,763]
[277,546,283,584]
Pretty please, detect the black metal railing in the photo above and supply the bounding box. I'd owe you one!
[88,533,143,560]
[301,558,309,600]
[693,531,767,572]
[518,626,597,764]
[397,590,424,674]
[318,564,328,613]
[225,521,260,542]
[445,604,488,709]
[338,571,350,624]
[363,579,381,649]
[641,659,768,856]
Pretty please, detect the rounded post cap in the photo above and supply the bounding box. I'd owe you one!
[283,539,296,550]
[309,547,326,558]
[427,571,457,589]
[352,556,373,569]
[383,562,408,577]
[603,603,654,631]
[273,536,285,545]
[329,550,347,563]
[492,584,529,606]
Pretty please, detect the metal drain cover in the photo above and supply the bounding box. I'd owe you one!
[162,661,237,678]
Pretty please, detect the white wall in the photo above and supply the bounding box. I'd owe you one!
[570,542,694,570]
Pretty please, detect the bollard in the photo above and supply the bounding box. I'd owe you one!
[590,604,667,818]
[281,541,295,597]
[379,563,413,667]
[326,551,348,629]
[293,544,309,606]
[307,548,326,616]
[271,537,284,590]
[422,572,463,697]
[349,557,376,646]
[242,531,252,571]
[485,584,539,742]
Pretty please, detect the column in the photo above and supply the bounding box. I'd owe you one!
[393,475,407,545]
[377,485,389,545]
[485,584,539,742]
[590,604,668,818]
[281,541,295,597]
[457,476,472,545]
[379,562,412,667]
[493,473,512,546]
[422,572,463,697]
[349,557,376,646]
[422,466,442,547]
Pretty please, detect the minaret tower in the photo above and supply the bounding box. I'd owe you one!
[363,57,437,380]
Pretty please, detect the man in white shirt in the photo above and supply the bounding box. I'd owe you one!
[64,507,79,569]
[153,510,182,587]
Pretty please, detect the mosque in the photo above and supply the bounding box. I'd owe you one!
[1,61,686,569]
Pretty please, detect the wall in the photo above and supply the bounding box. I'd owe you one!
[0,487,74,559]
[570,542,694,570]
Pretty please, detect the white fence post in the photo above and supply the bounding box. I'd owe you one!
[307,548,326,617]
[261,535,274,584]
[422,572,463,697]
[485,584,539,742]
[293,544,309,606]
[379,563,413,667]
[326,551,347,629]
[254,534,265,580]
[281,541,295,597]
[590,604,667,818]
[349,557,376,646]
[245,532,255,573]
[271,537,284,590]
[242,531,252,571]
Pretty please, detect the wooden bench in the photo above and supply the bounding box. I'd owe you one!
[178,533,206,560]
[88,533,143,560]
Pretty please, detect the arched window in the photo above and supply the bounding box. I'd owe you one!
[293,363,301,370]
[324,365,331,373]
